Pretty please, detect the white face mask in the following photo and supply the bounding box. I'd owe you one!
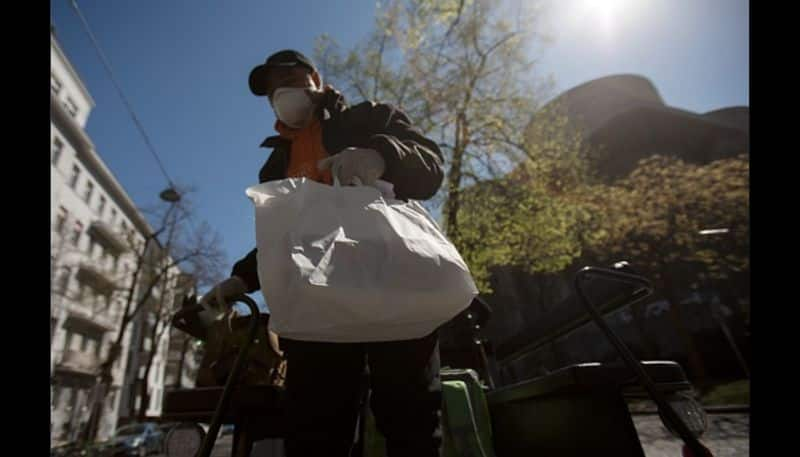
[270,87,316,129]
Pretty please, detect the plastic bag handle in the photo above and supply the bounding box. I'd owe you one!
[332,175,395,199]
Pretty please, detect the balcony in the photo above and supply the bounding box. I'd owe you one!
[56,350,100,376]
[76,262,116,295]
[65,303,117,333]
[88,220,128,254]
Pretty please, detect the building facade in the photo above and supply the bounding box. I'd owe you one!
[117,269,197,424]
[163,273,201,391]
[50,29,182,444]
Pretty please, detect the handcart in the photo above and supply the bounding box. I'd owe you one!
[161,295,284,457]
[161,261,714,457]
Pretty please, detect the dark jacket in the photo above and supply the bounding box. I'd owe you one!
[231,88,445,292]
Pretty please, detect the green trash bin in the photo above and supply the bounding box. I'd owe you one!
[362,368,495,457]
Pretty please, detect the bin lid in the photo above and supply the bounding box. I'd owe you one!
[487,361,690,405]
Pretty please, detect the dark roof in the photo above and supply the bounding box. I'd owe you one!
[536,74,749,178]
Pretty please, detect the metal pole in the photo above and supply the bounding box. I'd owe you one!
[698,228,749,379]
[196,295,261,457]
[710,300,750,379]
[575,267,713,457]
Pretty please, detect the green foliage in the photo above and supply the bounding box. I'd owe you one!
[314,0,560,292]
[455,177,587,291]
[583,154,750,285]
[313,1,749,298]
[455,104,594,292]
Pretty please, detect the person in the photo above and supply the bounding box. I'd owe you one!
[200,49,445,457]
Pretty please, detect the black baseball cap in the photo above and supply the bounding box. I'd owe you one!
[248,49,316,96]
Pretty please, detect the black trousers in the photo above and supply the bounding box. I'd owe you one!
[279,332,443,457]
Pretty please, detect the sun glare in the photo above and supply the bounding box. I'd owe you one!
[579,0,631,37]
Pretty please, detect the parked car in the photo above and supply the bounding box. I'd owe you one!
[51,439,121,457]
[220,424,235,436]
[157,422,180,436]
[105,422,163,456]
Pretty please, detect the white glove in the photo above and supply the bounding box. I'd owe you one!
[199,276,248,315]
[318,147,386,186]
[268,330,283,358]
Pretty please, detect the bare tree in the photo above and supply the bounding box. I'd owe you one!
[80,188,225,441]
[135,269,181,421]
[315,0,553,240]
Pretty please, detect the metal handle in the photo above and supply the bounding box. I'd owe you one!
[574,266,713,457]
[196,294,261,457]
[172,303,205,321]
[575,265,654,292]
[170,294,212,341]
[498,264,651,368]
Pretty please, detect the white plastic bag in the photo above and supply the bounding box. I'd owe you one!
[245,177,478,342]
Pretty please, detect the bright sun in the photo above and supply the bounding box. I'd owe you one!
[580,0,631,36]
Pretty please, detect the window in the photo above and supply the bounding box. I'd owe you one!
[71,388,82,412]
[121,221,128,234]
[110,208,117,225]
[52,385,62,408]
[85,337,100,356]
[88,238,96,256]
[59,267,71,295]
[69,164,81,189]
[61,387,73,409]
[71,221,83,247]
[64,97,79,118]
[98,196,106,217]
[72,334,84,352]
[55,206,68,234]
[84,181,94,204]
[52,137,64,166]
[112,255,119,273]
[50,73,63,96]
[64,331,73,353]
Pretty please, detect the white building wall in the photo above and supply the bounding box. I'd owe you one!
[50,34,93,129]
[51,28,177,444]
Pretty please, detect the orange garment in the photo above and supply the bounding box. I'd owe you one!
[276,119,333,185]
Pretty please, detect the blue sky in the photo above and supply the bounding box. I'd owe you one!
[537,0,748,111]
[50,0,748,301]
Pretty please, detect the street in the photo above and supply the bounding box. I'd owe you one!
[151,434,286,457]
[148,412,748,456]
[633,412,749,457]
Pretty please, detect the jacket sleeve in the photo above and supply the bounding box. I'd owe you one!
[231,247,260,293]
[229,145,288,292]
[365,103,444,201]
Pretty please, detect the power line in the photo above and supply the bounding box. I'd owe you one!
[69,0,176,189]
